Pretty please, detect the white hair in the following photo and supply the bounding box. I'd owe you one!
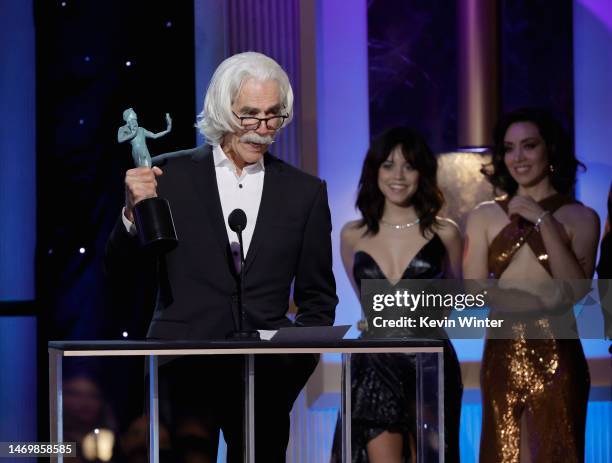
[196,52,294,145]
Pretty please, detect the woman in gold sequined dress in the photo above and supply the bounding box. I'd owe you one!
[463,108,600,462]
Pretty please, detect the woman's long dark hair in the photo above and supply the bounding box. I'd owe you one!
[356,127,443,236]
[483,107,585,196]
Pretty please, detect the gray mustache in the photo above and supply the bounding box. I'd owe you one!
[240,133,275,145]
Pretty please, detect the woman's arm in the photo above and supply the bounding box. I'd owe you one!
[542,205,600,278]
[436,218,463,279]
[508,196,600,278]
[461,204,544,312]
[462,204,490,279]
[340,221,361,298]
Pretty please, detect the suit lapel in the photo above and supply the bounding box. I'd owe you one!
[190,146,232,259]
[245,153,283,272]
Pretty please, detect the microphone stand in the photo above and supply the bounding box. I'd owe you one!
[226,220,259,463]
[228,226,260,340]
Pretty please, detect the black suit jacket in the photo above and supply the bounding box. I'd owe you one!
[105,145,338,340]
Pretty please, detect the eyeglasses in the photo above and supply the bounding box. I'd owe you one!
[232,111,287,131]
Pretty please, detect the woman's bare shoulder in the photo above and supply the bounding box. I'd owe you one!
[558,202,599,222]
[474,199,501,214]
[557,203,600,234]
[434,217,462,240]
[341,220,366,244]
[466,199,505,224]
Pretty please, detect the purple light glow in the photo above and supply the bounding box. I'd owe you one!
[577,0,612,32]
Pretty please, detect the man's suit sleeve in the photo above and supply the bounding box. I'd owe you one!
[104,212,157,301]
[293,180,338,326]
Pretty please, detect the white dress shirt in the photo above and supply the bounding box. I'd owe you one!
[212,144,264,266]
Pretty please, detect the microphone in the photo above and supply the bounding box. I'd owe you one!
[227,209,260,340]
[228,208,247,233]
[229,209,247,264]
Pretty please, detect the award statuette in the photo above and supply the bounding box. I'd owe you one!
[118,108,178,253]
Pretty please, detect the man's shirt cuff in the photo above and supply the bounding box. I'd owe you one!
[121,207,137,236]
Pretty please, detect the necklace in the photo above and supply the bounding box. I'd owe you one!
[380,218,420,230]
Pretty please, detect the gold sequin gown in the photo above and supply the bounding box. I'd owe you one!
[479,194,590,463]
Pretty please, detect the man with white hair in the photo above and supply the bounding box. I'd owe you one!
[105,52,337,461]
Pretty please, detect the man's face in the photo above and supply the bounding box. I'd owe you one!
[222,78,282,169]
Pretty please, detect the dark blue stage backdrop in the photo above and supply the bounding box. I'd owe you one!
[33,0,196,442]
[0,0,37,447]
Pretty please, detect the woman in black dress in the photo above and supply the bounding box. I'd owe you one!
[337,127,463,462]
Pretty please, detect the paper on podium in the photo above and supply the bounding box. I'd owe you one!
[268,325,351,342]
[257,330,277,341]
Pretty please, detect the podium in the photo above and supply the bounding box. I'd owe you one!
[49,338,445,462]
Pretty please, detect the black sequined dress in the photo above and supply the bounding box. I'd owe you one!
[346,234,463,463]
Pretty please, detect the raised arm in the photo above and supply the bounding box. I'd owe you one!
[508,197,600,279]
[553,205,600,278]
[104,166,163,303]
[145,113,172,140]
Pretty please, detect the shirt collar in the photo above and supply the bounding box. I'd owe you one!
[213,144,265,173]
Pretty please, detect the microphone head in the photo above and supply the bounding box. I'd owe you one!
[228,208,247,233]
